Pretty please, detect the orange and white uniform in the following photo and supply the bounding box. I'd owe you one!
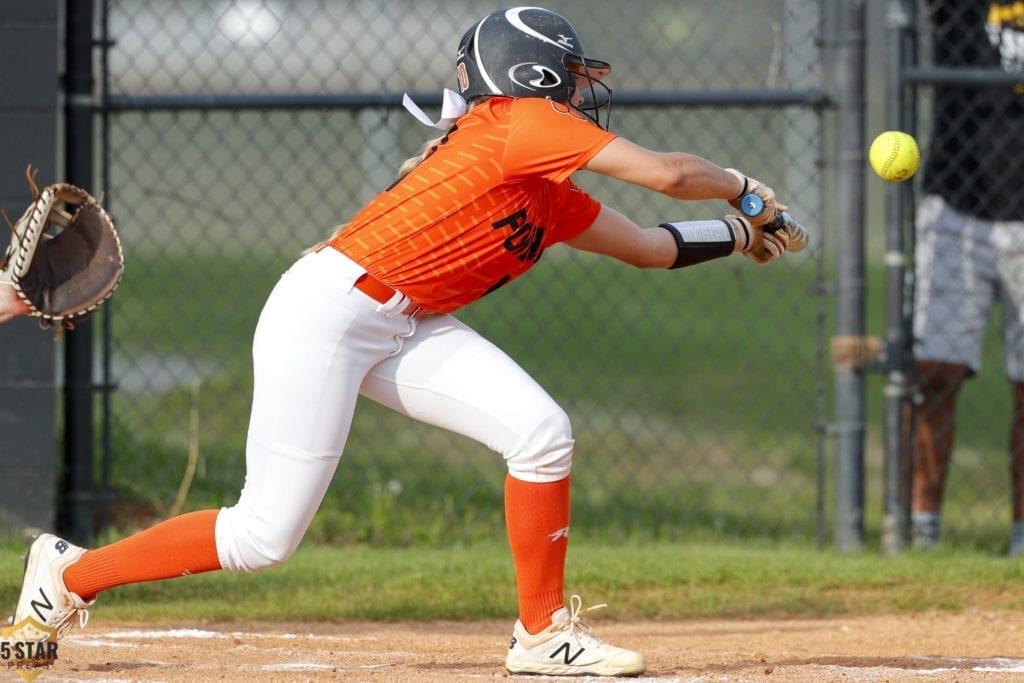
[215,98,615,572]
[331,96,616,312]
[34,10,657,669]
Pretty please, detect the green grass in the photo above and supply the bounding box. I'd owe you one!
[2,539,1022,623]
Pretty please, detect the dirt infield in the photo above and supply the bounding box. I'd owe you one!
[21,610,1022,681]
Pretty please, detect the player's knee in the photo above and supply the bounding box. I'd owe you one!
[215,505,301,572]
[916,360,968,396]
[505,408,574,482]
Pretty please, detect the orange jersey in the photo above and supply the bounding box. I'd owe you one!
[330,97,617,313]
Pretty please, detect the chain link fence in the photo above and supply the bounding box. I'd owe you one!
[95,0,832,546]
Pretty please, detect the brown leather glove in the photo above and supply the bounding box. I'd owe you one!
[725,214,790,264]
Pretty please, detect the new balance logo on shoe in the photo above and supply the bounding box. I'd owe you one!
[510,634,586,663]
[54,540,69,555]
[550,641,585,664]
[30,588,54,623]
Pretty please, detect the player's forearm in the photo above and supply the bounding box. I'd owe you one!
[565,213,677,267]
[655,153,746,202]
[585,140,744,201]
[566,206,748,268]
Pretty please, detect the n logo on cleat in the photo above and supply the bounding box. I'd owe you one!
[54,540,69,554]
[549,641,585,664]
[30,588,54,622]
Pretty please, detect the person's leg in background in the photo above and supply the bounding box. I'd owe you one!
[909,360,968,548]
[1010,381,1024,556]
[909,197,993,549]
[996,218,1024,556]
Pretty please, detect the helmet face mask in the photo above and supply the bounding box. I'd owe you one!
[456,7,613,129]
[565,58,613,124]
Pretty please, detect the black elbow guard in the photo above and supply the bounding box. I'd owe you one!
[658,219,737,269]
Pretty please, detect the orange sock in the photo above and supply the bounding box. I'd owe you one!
[63,509,222,601]
[504,474,570,634]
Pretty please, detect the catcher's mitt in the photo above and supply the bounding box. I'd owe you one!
[0,165,124,333]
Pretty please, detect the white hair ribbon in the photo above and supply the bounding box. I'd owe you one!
[402,88,468,130]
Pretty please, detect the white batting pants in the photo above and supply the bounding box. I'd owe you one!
[215,247,573,572]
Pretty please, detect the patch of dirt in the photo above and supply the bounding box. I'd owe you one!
[25,610,1024,681]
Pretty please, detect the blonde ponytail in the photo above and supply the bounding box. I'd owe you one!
[397,132,447,179]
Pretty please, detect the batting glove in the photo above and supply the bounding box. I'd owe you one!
[724,168,788,229]
[725,215,790,264]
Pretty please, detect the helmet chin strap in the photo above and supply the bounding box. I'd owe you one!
[402,89,469,130]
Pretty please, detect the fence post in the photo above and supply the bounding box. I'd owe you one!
[832,0,868,552]
[880,0,916,557]
[58,0,97,545]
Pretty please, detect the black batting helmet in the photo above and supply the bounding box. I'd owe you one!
[455,7,613,127]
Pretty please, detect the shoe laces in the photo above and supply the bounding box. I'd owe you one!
[555,595,607,647]
[52,602,90,640]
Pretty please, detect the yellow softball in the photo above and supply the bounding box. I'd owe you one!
[869,130,920,182]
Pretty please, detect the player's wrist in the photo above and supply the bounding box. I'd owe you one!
[723,168,750,201]
[723,215,752,253]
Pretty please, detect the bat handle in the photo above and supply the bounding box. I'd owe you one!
[738,193,809,253]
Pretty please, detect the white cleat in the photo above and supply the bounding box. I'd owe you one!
[12,533,94,640]
[505,595,647,677]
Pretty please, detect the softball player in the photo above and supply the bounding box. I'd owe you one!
[10,7,792,676]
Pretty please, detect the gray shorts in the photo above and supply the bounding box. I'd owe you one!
[913,195,1024,381]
